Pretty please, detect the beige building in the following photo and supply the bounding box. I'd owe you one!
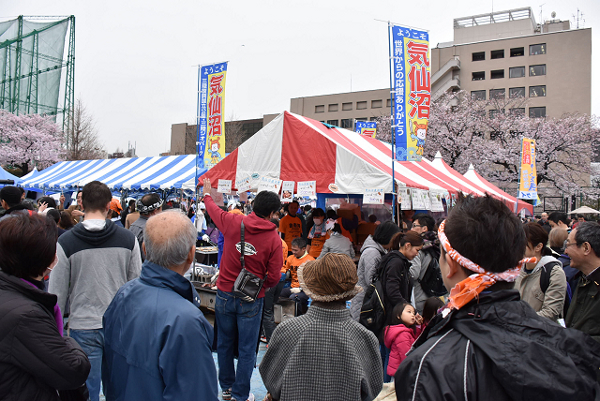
[431,7,592,118]
[289,89,392,130]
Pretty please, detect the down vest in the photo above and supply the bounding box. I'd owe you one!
[395,289,600,401]
[0,270,90,401]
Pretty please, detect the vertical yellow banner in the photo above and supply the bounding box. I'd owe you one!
[518,138,537,200]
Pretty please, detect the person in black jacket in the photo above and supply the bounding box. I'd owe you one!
[395,195,600,401]
[379,230,423,382]
[0,213,91,401]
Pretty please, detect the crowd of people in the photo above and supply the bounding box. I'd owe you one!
[1,181,600,401]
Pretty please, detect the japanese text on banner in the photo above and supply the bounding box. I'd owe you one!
[355,121,377,138]
[199,62,228,170]
[518,138,537,200]
[391,26,430,161]
[364,189,385,205]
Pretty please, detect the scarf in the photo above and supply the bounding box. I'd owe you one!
[20,278,63,336]
[438,220,536,311]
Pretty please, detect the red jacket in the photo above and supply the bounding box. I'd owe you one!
[384,323,423,376]
[205,195,282,297]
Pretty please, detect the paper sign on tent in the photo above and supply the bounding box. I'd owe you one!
[217,180,232,194]
[364,189,385,205]
[297,181,316,198]
[281,181,295,202]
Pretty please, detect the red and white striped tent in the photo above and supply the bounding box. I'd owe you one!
[199,111,531,213]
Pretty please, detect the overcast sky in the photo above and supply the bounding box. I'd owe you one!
[3,0,599,157]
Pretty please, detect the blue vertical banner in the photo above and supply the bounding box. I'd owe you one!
[391,26,430,161]
[355,121,377,138]
[196,61,228,179]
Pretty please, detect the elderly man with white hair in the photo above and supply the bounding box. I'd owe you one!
[102,210,218,401]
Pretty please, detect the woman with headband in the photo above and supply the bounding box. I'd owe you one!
[394,195,600,401]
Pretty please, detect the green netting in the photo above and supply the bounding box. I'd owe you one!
[0,16,71,120]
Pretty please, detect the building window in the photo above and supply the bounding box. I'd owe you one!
[529,85,547,97]
[529,107,546,118]
[328,104,338,112]
[510,108,526,116]
[371,100,383,109]
[510,47,525,57]
[530,43,546,55]
[530,64,546,76]
[491,50,504,59]
[342,102,352,111]
[490,89,505,99]
[357,101,367,110]
[341,119,353,129]
[356,117,368,121]
[472,52,485,61]
[370,117,378,121]
[471,90,486,100]
[491,69,504,79]
[489,109,503,119]
[315,105,324,113]
[509,87,525,98]
[326,119,339,126]
[509,66,525,78]
[472,71,485,81]
[386,99,391,108]
[490,131,503,139]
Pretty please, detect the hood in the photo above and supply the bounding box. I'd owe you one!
[70,219,118,246]
[532,255,560,274]
[448,290,600,399]
[361,235,385,253]
[242,212,277,235]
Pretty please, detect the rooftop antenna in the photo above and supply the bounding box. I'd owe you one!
[539,4,545,25]
[573,9,585,29]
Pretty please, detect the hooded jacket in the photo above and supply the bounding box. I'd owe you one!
[384,323,422,377]
[204,195,282,297]
[381,251,413,325]
[49,219,142,330]
[102,261,218,401]
[395,289,600,401]
[515,255,567,321]
[0,271,90,401]
[350,235,386,320]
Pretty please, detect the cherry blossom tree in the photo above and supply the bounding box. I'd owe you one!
[0,110,63,175]
[373,91,598,196]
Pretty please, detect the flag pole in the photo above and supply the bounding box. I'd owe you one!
[387,21,397,224]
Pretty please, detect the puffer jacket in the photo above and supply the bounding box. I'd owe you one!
[381,251,413,325]
[0,270,90,401]
[384,324,422,376]
[317,232,355,259]
[515,255,567,321]
[350,235,386,320]
[395,289,600,401]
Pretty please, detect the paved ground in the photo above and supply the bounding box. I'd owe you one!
[213,344,269,401]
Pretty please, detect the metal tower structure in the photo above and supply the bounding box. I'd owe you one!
[0,15,75,134]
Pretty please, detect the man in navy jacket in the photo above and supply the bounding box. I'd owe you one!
[102,210,218,401]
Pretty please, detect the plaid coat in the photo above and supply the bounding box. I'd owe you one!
[260,305,383,401]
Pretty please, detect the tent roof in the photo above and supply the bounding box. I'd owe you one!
[199,112,533,214]
[20,155,204,191]
[569,205,600,215]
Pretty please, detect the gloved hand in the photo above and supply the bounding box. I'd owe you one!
[290,288,301,294]
[202,234,210,242]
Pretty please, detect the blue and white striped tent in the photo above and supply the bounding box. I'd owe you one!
[20,155,203,192]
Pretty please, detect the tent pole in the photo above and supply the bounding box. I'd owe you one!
[387,21,397,223]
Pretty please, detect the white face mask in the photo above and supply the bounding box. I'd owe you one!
[313,218,323,226]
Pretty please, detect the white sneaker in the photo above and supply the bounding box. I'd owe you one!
[247,393,255,401]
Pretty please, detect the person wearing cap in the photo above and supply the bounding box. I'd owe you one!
[260,253,383,401]
[108,199,124,227]
[394,195,600,400]
[49,181,142,401]
[129,193,163,261]
[0,185,31,218]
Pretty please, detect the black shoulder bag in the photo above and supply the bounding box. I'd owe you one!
[232,219,265,302]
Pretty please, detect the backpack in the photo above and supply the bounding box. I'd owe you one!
[359,254,388,337]
[418,247,447,297]
[539,260,572,317]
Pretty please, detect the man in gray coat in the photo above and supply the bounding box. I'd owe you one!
[350,221,400,321]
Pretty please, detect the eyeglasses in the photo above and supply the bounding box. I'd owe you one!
[565,241,579,248]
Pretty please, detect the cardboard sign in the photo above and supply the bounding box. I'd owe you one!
[281,181,295,202]
[235,175,252,192]
[217,180,232,194]
[363,188,385,204]
[297,181,316,198]
[257,176,283,194]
